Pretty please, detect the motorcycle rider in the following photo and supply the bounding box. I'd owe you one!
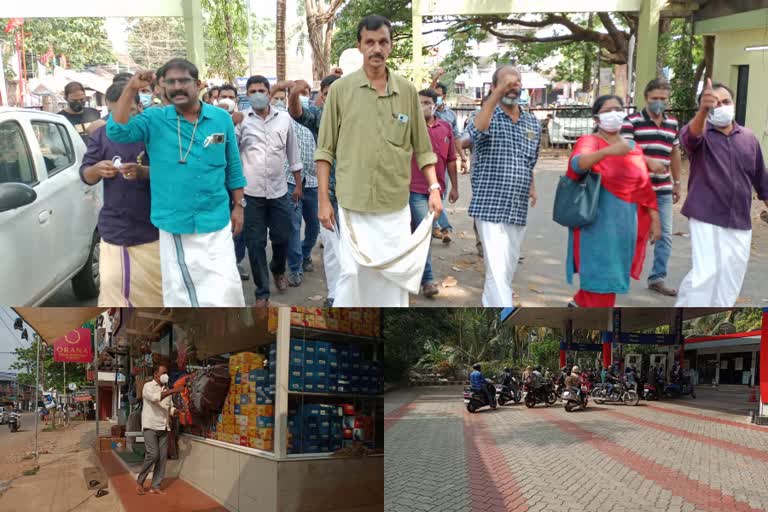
[501,367,514,391]
[625,366,638,391]
[532,365,545,389]
[470,363,493,405]
[565,365,584,402]
[604,364,620,398]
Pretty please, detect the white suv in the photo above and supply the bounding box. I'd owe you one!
[0,108,102,305]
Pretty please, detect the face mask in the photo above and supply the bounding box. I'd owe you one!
[597,111,626,133]
[501,96,518,107]
[68,100,85,113]
[218,98,236,113]
[647,100,666,116]
[159,374,169,385]
[139,93,153,109]
[249,92,270,111]
[299,95,310,108]
[708,104,735,128]
[436,97,444,106]
[273,100,287,112]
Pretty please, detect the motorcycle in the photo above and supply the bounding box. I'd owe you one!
[643,381,661,401]
[8,412,20,433]
[466,381,498,413]
[497,376,522,406]
[591,381,639,406]
[562,385,589,412]
[664,376,696,399]
[524,380,557,408]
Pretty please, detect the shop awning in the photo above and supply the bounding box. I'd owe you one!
[14,308,107,344]
[504,308,733,332]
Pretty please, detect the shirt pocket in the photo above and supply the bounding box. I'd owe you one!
[385,117,409,147]
[269,129,287,153]
[201,140,227,168]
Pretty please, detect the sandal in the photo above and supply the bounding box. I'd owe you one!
[136,485,145,495]
[89,480,100,488]
[96,489,109,498]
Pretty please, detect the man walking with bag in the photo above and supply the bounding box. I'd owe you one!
[137,365,181,495]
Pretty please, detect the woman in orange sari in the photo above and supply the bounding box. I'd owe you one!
[566,95,662,307]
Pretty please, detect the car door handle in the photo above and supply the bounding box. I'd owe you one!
[38,210,52,224]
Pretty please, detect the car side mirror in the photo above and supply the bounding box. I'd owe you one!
[0,183,37,213]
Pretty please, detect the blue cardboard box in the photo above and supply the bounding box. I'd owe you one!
[289,350,304,366]
[303,379,316,392]
[290,340,304,352]
[315,379,328,392]
[303,404,322,417]
[250,369,267,383]
[257,416,274,428]
[316,368,328,379]
[289,374,303,391]
[316,341,331,354]
[350,345,361,360]
[234,404,241,415]
[304,342,316,355]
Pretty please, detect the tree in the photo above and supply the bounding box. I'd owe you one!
[331,0,412,67]
[0,18,115,71]
[276,0,287,80]
[10,337,88,393]
[304,0,345,80]
[202,0,248,83]
[126,17,187,71]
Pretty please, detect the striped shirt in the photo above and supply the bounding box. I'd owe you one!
[286,119,318,188]
[620,109,679,194]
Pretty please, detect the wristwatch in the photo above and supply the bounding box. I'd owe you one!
[234,198,247,208]
[673,180,681,185]
[429,183,442,192]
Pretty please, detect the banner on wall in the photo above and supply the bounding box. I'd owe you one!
[52,328,93,363]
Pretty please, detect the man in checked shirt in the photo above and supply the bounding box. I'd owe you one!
[467,65,540,307]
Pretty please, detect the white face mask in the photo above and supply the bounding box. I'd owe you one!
[159,374,169,385]
[708,104,735,128]
[217,98,236,113]
[597,111,626,133]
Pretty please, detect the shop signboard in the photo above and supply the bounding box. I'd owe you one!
[74,392,92,403]
[52,328,93,363]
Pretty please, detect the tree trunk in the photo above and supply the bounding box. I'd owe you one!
[307,22,328,80]
[702,35,714,83]
[276,0,287,81]
[581,14,594,92]
[223,6,236,84]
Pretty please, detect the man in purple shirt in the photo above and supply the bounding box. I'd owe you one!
[409,88,458,298]
[676,79,768,307]
[80,81,162,306]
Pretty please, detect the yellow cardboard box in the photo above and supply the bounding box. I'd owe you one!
[259,427,274,441]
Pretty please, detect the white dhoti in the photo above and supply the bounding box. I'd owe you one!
[334,205,434,307]
[476,219,527,307]
[159,222,245,307]
[676,218,751,307]
[98,239,163,307]
[320,225,341,300]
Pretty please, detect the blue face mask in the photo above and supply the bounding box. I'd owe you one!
[436,96,444,106]
[249,92,270,111]
[139,93,153,109]
[299,95,310,108]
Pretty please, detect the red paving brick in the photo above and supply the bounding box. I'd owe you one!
[539,409,765,512]
[645,403,768,432]
[604,409,768,463]
[384,401,416,431]
[98,451,228,512]
[464,411,529,512]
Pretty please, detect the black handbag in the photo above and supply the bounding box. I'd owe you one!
[552,171,601,228]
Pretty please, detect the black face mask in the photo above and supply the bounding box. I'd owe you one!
[68,100,85,113]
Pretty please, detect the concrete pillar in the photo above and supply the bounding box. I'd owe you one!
[182,0,206,76]
[411,0,423,81]
[634,0,664,108]
[715,351,720,387]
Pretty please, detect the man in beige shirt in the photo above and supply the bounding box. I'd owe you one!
[315,15,442,306]
[137,365,181,495]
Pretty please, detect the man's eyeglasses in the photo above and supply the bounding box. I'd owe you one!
[163,78,195,87]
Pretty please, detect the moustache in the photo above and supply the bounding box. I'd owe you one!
[369,53,385,60]
[170,91,188,98]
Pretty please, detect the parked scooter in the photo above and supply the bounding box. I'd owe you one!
[497,376,522,406]
[643,381,661,400]
[8,411,20,433]
[664,376,696,399]
[562,385,589,412]
[466,381,498,413]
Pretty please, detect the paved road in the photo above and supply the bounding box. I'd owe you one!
[385,385,768,512]
[44,155,768,307]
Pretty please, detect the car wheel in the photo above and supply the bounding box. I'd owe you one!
[72,230,100,300]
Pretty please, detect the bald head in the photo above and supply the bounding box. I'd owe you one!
[492,65,521,86]
[491,65,523,107]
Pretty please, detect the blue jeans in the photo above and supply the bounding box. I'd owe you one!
[287,183,320,274]
[409,192,434,285]
[649,193,673,284]
[433,175,453,232]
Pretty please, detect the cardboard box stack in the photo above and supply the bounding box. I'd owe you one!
[209,350,275,451]
[288,339,380,395]
[288,403,344,454]
[288,308,381,337]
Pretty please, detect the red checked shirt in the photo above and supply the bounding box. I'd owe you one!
[410,117,456,194]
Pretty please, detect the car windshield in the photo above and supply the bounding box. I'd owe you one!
[557,108,592,118]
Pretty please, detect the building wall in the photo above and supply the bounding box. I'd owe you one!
[711,28,768,160]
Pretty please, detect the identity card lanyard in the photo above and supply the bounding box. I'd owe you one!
[177,113,200,164]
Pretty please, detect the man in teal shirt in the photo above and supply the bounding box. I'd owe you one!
[107,58,247,307]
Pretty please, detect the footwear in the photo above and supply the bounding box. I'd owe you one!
[761,211,768,225]
[567,300,578,308]
[149,489,166,495]
[648,282,678,297]
[237,263,250,281]
[432,227,443,240]
[287,272,302,287]
[135,485,145,495]
[421,282,439,298]
[323,298,334,307]
[254,298,269,307]
[303,258,314,272]
[274,273,289,292]
[441,229,452,244]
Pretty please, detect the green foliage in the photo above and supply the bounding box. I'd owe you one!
[0,18,114,71]
[666,18,703,111]
[126,18,187,71]
[529,338,561,372]
[9,337,88,393]
[202,0,249,82]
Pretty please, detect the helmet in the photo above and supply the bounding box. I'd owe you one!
[504,367,512,373]
[534,365,542,372]
[561,367,568,373]
[571,366,580,374]
[472,363,481,371]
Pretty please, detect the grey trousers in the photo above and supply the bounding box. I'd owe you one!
[137,428,168,489]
